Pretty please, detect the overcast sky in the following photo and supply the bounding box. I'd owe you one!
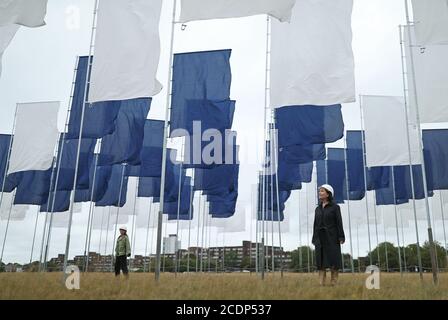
[1,0,446,265]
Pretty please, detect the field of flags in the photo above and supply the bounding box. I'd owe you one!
[0,0,448,295]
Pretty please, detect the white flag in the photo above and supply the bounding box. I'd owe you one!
[411,0,448,45]
[0,193,28,221]
[270,0,355,107]
[404,26,448,124]
[0,24,19,77]
[362,95,420,168]
[0,0,48,27]
[179,0,296,23]
[120,177,138,216]
[88,0,163,103]
[8,101,60,174]
[211,203,247,233]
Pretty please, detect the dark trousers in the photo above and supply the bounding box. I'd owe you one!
[115,255,128,276]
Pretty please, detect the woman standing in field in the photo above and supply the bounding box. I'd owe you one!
[115,226,131,278]
[312,184,345,286]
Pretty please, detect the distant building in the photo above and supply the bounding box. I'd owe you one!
[163,234,181,255]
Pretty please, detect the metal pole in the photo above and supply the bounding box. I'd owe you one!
[298,189,302,272]
[359,97,373,265]
[110,164,127,272]
[174,159,184,276]
[129,181,139,272]
[84,151,100,272]
[344,139,355,274]
[63,0,99,277]
[0,190,16,266]
[187,180,194,273]
[400,207,408,272]
[98,207,105,254]
[149,200,157,273]
[200,197,206,273]
[439,191,448,264]
[356,223,360,273]
[306,184,310,273]
[144,199,152,273]
[404,0,438,284]
[104,207,112,255]
[398,25,424,280]
[0,105,18,212]
[196,194,201,272]
[155,0,178,282]
[372,192,381,268]
[260,14,271,281]
[382,208,390,272]
[391,166,403,275]
[29,207,40,264]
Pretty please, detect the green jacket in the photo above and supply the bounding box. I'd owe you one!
[115,234,131,257]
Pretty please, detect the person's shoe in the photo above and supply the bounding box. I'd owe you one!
[330,270,339,286]
[318,270,326,286]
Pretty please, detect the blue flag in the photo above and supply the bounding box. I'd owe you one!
[170,49,232,136]
[99,98,151,166]
[194,164,239,196]
[95,164,128,207]
[275,105,344,147]
[53,135,96,191]
[14,169,52,205]
[40,190,71,213]
[66,56,121,139]
[423,129,448,190]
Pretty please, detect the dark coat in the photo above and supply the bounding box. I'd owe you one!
[312,201,345,270]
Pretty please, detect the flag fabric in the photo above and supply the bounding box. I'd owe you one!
[0,0,48,27]
[279,144,326,165]
[275,105,344,147]
[423,129,448,190]
[138,177,161,198]
[75,156,112,203]
[95,165,128,207]
[411,0,448,45]
[210,203,247,233]
[139,120,165,177]
[0,134,11,187]
[404,26,448,124]
[39,190,71,213]
[179,0,296,23]
[88,0,163,103]
[270,0,355,107]
[98,98,151,166]
[0,194,28,221]
[362,95,420,167]
[8,102,60,174]
[194,164,239,196]
[166,177,193,219]
[52,136,96,191]
[14,169,52,206]
[0,24,19,77]
[170,50,232,137]
[66,56,121,140]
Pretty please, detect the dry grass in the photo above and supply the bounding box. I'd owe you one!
[0,272,447,300]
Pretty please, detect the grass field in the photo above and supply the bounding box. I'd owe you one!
[0,272,447,300]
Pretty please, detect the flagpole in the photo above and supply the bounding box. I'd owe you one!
[196,193,201,273]
[187,177,194,273]
[174,142,185,276]
[399,207,408,272]
[128,179,139,272]
[0,190,16,266]
[104,206,112,255]
[63,0,99,278]
[98,207,105,254]
[207,212,212,272]
[403,0,438,284]
[298,189,302,272]
[149,200,157,272]
[359,96,373,266]
[344,138,355,274]
[110,163,127,272]
[391,166,403,275]
[143,198,152,273]
[154,0,178,282]
[305,184,310,273]
[29,207,40,265]
[84,148,100,272]
[200,197,206,273]
[0,105,18,219]
[381,206,390,272]
[271,119,284,277]
[438,192,448,263]
[398,25,424,280]
[270,163,274,273]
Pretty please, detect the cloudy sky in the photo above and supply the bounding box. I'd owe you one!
[1,0,446,265]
